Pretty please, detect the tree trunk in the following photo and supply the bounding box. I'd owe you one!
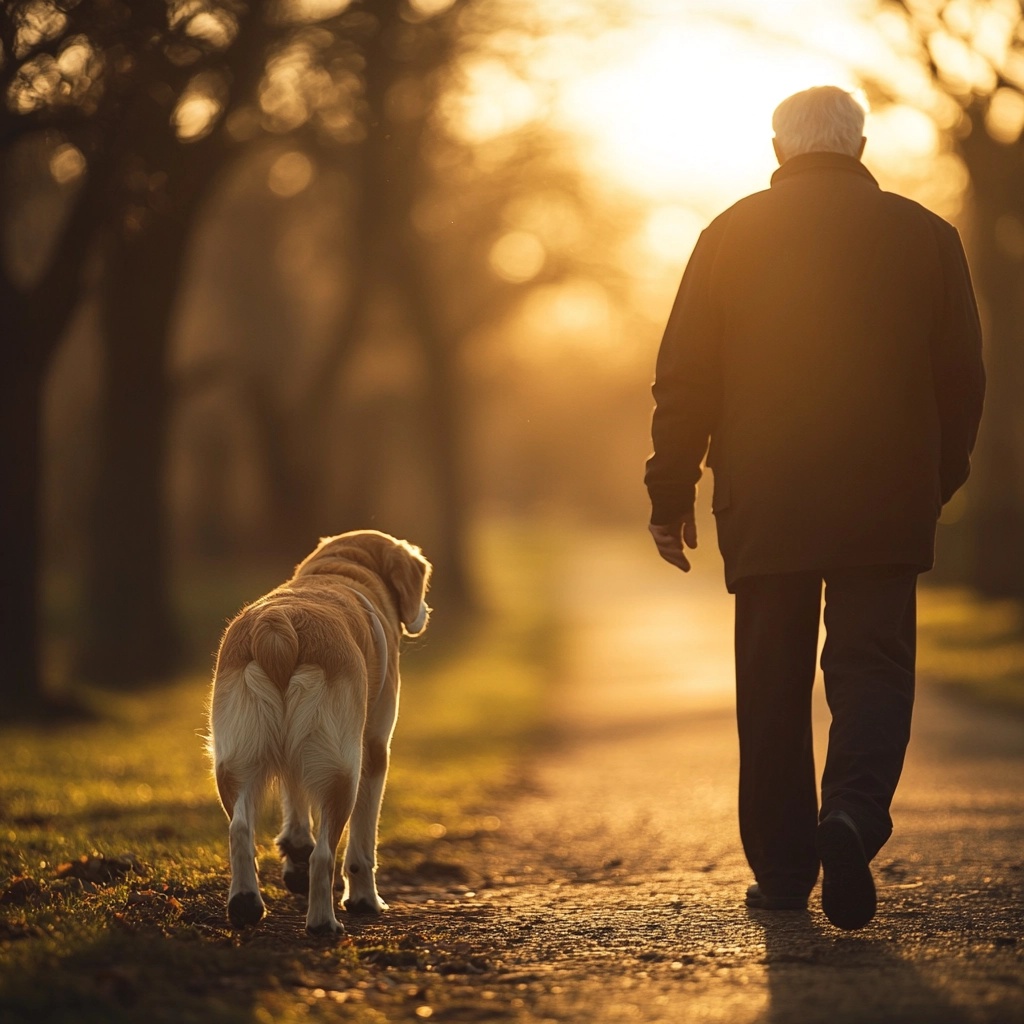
[0,150,110,715]
[397,247,474,608]
[0,354,46,715]
[77,219,191,686]
[959,119,1024,598]
[355,6,475,608]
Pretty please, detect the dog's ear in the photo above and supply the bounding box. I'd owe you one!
[386,541,432,637]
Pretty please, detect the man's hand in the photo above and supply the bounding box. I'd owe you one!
[649,515,698,572]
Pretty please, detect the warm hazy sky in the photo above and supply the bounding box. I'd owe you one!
[558,2,865,204]
[446,0,978,297]
[548,0,959,210]
[444,0,982,352]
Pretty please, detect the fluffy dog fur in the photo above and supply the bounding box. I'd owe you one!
[208,530,431,935]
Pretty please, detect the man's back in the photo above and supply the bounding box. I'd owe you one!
[647,151,984,588]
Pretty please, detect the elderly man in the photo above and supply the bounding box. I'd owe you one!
[645,86,984,930]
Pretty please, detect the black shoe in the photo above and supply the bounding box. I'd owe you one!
[745,883,808,911]
[816,810,876,930]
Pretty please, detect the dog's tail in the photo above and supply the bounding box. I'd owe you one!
[251,607,300,694]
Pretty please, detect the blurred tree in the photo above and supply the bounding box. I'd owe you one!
[0,0,125,713]
[0,0,333,701]
[3,0,629,712]
[78,1,276,686]
[171,0,478,602]
[192,0,608,605]
[349,0,472,603]
[876,0,1024,597]
[40,0,482,685]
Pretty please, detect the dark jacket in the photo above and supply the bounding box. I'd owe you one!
[645,152,985,590]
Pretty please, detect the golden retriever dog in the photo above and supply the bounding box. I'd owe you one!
[208,530,431,935]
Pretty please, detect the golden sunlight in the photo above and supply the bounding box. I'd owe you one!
[556,18,856,207]
[518,279,618,361]
[451,0,981,362]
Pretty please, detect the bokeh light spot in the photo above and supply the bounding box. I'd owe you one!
[408,0,455,17]
[489,231,545,283]
[173,94,221,141]
[986,86,1024,144]
[267,150,315,197]
[49,142,86,185]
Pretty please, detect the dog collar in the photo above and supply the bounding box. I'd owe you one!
[342,586,388,700]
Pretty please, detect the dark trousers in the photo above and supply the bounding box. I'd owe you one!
[733,567,917,896]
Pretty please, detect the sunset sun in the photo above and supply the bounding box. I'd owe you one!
[557,19,857,206]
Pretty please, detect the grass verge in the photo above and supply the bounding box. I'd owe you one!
[918,585,1024,715]
[0,521,559,1024]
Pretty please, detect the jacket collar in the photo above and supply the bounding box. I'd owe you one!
[770,152,878,188]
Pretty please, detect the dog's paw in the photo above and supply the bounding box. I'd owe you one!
[227,891,266,928]
[344,896,388,915]
[282,861,310,896]
[306,916,344,937]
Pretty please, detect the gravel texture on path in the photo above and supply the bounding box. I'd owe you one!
[150,530,1022,1024]
[342,530,1024,1024]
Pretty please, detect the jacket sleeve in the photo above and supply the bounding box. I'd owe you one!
[930,223,985,505]
[645,225,723,525]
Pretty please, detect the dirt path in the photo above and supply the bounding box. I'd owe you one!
[350,530,1024,1024]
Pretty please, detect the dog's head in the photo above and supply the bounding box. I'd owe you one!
[297,530,432,637]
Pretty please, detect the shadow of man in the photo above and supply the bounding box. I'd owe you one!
[750,908,969,1024]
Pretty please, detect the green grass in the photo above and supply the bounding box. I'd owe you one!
[918,585,1024,714]
[0,522,560,1024]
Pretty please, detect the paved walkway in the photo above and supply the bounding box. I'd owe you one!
[460,529,1024,1023]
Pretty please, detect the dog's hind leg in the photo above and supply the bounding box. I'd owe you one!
[225,777,269,927]
[306,766,357,935]
[211,663,283,928]
[344,731,392,914]
[276,780,314,896]
[285,666,363,935]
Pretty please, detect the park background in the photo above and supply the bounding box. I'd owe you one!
[3,0,1023,710]
[1,1,1023,1021]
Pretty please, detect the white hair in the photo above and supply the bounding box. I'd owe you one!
[772,86,866,159]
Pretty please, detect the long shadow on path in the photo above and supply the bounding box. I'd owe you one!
[753,910,969,1024]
